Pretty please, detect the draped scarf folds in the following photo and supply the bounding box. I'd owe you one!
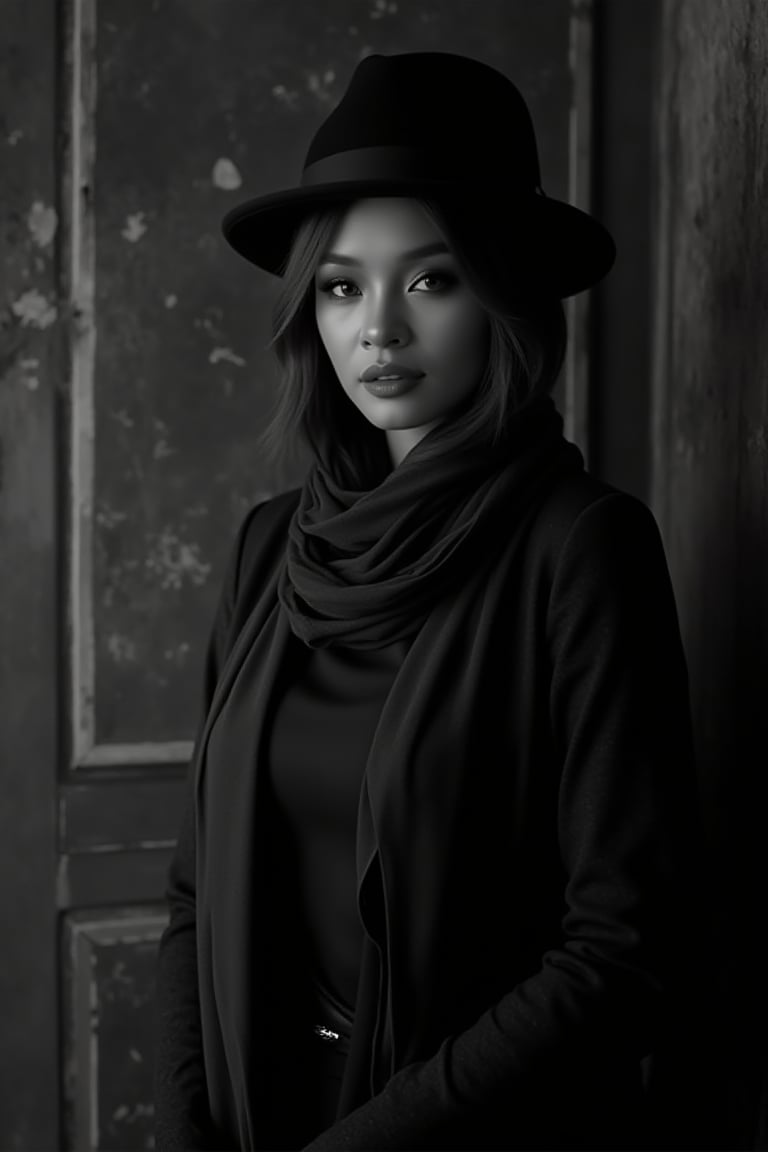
[277,393,586,649]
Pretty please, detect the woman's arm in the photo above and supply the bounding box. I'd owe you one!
[153,502,267,1151]
[300,491,697,1151]
[153,766,211,1151]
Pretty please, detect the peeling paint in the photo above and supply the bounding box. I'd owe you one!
[194,307,225,340]
[272,83,300,108]
[212,157,242,190]
[151,418,175,459]
[112,1102,153,1123]
[106,634,137,663]
[145,529,211,591]
[209,346,246,367]
[153,437,175,459]
[20,356,40,391]
[109,959,131,985]
[122,212,148,242]
[163,642,191,664]
[185,501,208,518]
[11,289,57,328]
[27,200,58,248]
[111,408,135,429]
[102,556,140,607]
[164,293,178,308]
[306,70,335,102]
[370,0,398,16]
[96,504,129,529]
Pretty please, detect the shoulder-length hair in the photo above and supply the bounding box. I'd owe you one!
[257,195,568,486]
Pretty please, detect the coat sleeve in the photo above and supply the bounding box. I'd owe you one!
[153,502,267,1152]
[300,492,697,1151]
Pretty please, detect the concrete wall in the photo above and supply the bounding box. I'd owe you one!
[652,1,768,1145]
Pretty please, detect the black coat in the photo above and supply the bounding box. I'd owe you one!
[154,469,697,1151]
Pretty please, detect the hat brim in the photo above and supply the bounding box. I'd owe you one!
[221,180,616,298]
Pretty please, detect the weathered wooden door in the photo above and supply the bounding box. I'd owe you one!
[0,1,594,1147]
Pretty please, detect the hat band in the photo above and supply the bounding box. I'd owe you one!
[301,145,453,185]
[300,145,542,196]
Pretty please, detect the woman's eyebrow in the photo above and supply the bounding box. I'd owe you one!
[318,242,450,266]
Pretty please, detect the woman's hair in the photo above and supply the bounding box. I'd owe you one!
[257,196,568,485]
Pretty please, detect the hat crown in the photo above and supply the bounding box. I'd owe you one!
[221,50,617,295]
[304,52,541,189]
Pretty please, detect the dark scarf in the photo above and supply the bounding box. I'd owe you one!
[277,393,585,649]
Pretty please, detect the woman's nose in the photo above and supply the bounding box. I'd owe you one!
[360,297,410,350]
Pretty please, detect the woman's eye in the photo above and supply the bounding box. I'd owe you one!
[320,278,360,299]
[411,271,454,292]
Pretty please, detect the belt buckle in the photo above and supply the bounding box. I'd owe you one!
[313,1023,340,1043]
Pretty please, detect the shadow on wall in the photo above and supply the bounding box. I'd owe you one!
[654,1,768,1146]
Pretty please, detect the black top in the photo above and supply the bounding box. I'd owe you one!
[265,636,409,1013]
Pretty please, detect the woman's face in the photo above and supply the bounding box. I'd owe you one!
[314,197,489,467]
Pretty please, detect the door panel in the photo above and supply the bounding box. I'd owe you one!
[62,911,167,1152]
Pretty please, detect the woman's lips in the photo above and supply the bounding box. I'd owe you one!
[362,376,422,397]
[359,363,425,383]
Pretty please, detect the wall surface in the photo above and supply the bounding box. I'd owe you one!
[0,1,60,1148]
[591,0,659,501]
[652,1,768,1146]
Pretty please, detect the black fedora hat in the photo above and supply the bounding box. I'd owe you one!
[221,51,615,298]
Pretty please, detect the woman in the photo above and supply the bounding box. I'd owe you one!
[154,52,695,1151]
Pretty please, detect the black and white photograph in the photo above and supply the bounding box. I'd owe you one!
[1,1,766,1149]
